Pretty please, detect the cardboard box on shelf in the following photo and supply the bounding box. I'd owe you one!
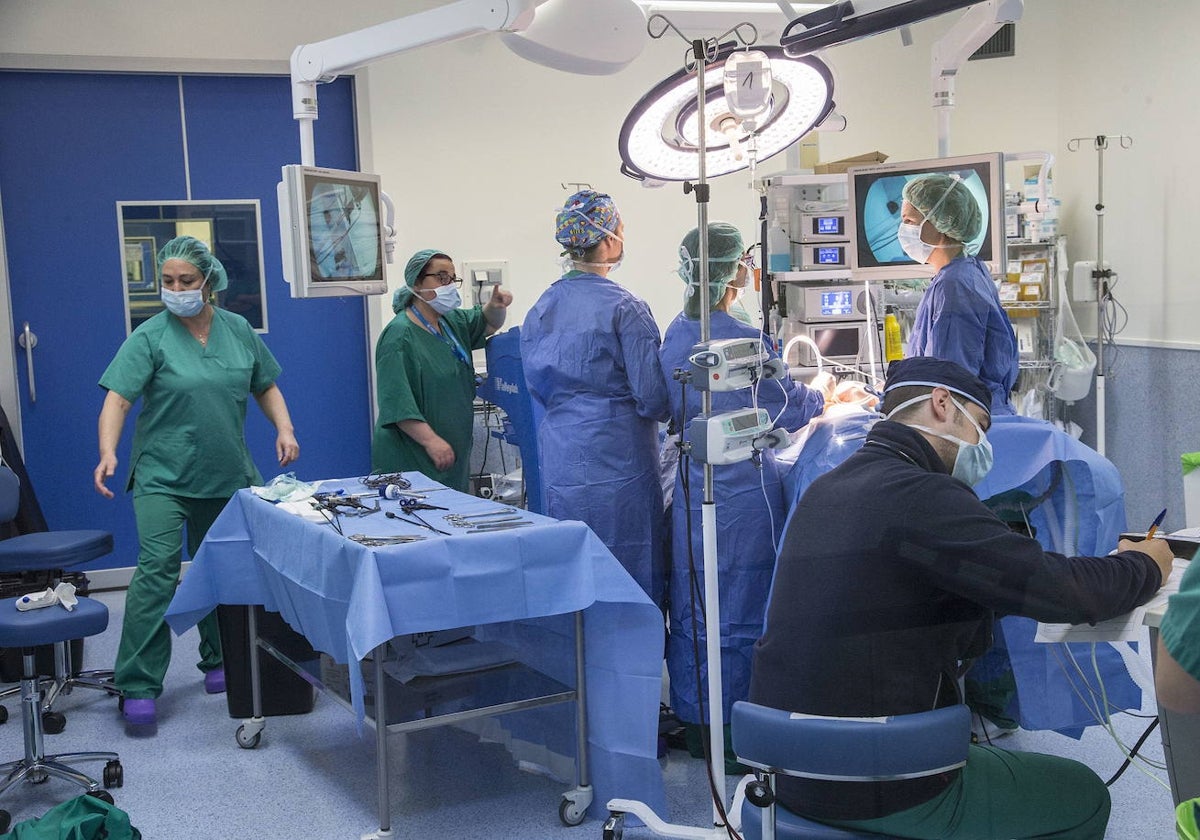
[814,152,888,174]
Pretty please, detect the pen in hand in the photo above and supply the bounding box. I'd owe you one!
[1145,508,1167,541]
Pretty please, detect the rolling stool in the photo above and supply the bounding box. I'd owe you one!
[0,594,122,833]
[0,466,121,731]
[731,701,971,840]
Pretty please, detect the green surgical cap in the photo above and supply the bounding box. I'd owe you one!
[902,174,982,245]
[157,235,228,292]
[393,248,448,313]
[679,222,744,318]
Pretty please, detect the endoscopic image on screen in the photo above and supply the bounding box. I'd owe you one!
[859,170,989,266]
[307,183,381,280]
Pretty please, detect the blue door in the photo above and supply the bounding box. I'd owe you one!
[0,71,373,571]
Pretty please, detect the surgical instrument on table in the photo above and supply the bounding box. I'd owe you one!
[443,507,517,523]
[446,515,526,528]
[385,509,452,536]
[466,521,533,533]
[395,496,448,512]
[349,534,428,546]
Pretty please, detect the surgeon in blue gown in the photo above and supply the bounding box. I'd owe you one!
[901,173,1019,415]
[660,222,824,749]
[521,190,671,606]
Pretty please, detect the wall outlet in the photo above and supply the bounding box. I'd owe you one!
[463,260,508,307]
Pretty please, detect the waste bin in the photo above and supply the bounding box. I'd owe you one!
[216,605,318,718]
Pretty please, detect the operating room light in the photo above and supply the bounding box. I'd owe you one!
[618,46,835,182]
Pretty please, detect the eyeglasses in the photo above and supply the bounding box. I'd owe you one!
[420,271,463,287]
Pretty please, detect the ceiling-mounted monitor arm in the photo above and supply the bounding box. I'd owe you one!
[931,0,1022,157]
[289,0,540,165]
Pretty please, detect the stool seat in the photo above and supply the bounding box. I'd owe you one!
[0,597,108,648]
[0,531,113,573]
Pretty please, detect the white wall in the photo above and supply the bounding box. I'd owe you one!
[2,0,1197,348]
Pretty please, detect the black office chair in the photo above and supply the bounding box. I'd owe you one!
[0,466,121,731]
[731,700,971,840]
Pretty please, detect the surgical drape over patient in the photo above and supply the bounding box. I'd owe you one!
[903,174,983,247]
[157,235,228,292]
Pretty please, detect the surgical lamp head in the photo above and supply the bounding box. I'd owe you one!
[902,174,982,247]
[678,221,744,319]
[157,235,228,292]
[393,248,450,312]
[555,190,621,258]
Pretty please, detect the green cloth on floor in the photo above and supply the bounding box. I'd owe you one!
[1178,797,1200,840]
[2,793,141,839]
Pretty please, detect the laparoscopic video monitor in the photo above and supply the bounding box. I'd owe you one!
[847,152,1006,282]
[278,165,387,298]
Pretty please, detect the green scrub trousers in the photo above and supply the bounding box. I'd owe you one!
[114,494,229,699]
[826,744,1110,840]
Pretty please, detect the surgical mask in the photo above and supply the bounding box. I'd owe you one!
[422,284,462,315]
[897,222,936,264]
[161,288,205,318]
[886,394,993,485]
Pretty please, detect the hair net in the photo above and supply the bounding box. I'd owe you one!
[555,190,620,257]
[902,174,982,246]
[393,249,449,313]
[157,236,228,292]
[679,222,744,319]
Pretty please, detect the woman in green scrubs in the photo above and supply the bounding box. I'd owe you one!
[371,249,511,492]
[93,236,299,728]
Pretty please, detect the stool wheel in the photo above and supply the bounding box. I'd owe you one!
[745,779,775,808]
[103,759,123,788]
[602,811,624,840]
[87,789,114,805]
[41,710,66,734]
[0,808,10,834]
[236,723,262,749]
[0,704,7,724]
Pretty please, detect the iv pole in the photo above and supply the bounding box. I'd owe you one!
[1066,133,1132,458]
[606,18,760,840]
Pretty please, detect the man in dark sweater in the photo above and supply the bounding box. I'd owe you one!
[749,357,1174,840]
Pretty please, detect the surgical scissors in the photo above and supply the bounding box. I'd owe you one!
[385,509,452,536]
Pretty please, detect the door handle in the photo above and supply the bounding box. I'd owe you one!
[17,321,37,403]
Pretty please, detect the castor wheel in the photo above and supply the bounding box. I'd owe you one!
[103,759,123,788]
[745,778,775,808]
[87,789,114,805]
[42,710,66,734]
[235,723,262,749]
[601,811,624,840]
[0,704,7,724]
[0,808,10,834]
[559,797,586,827]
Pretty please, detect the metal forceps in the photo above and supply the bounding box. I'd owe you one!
[385,509,452,536]
[444,507,518,527]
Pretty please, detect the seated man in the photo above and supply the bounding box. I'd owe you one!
[749,357,1175,840]
[1158,558,1200,713]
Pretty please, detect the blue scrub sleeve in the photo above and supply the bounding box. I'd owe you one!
[618,299,671,423]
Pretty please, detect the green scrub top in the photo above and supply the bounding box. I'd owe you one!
[99,308,281,498]
[371,305,487,492]
[1163,557,1200,683]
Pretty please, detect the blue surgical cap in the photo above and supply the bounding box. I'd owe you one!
[157,236,228,292]
[883,357,991,413]
[393,248,449,312]
[555,190,620,257]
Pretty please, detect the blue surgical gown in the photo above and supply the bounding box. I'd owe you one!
[659,311,824,723]
[906,255,1019,415]
[521,272,671,606]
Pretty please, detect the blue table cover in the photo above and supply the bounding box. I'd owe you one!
[165,475,666,819]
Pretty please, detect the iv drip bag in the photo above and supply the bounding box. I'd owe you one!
[723,51,773,124]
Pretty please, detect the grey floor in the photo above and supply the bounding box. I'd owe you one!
[0,589,1179,839]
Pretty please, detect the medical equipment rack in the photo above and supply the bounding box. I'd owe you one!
[233,606,592,839]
